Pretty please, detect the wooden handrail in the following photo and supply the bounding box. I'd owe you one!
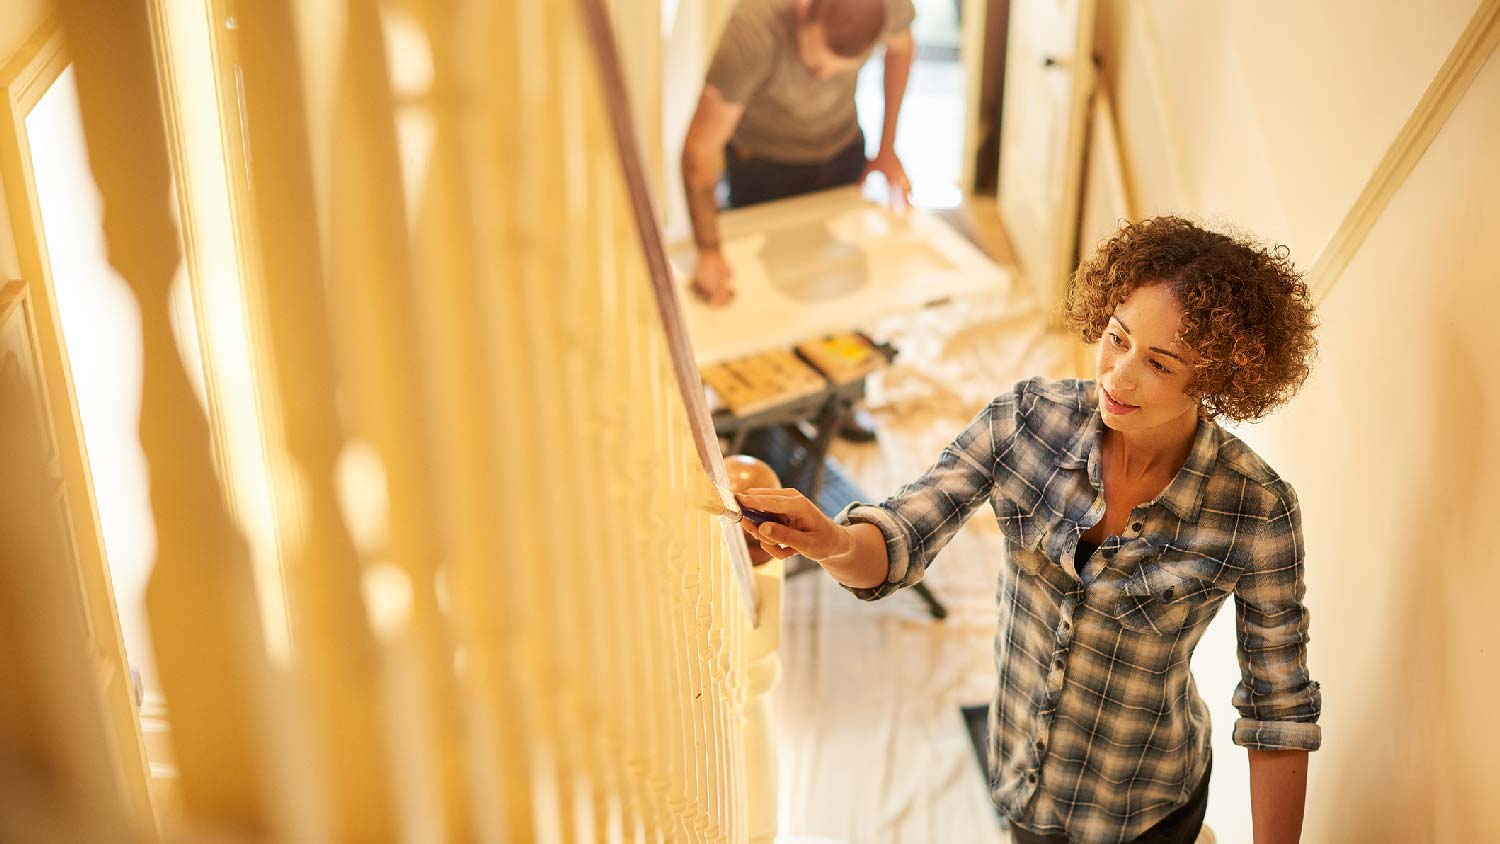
[576,0,759,626]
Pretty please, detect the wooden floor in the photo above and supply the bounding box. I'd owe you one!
[771,206,1078,842]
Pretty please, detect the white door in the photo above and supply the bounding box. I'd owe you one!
[997,0,1097,326]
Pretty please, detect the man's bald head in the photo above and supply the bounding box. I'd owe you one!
[807,0,886,58]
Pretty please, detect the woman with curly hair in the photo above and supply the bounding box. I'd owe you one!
[735,217,1322,844]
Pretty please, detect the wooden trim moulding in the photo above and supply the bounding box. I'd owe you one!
[1305,0,1500,304]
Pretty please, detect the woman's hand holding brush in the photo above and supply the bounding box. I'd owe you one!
[733,489,889,590]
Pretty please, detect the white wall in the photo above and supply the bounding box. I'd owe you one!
[661,0,731,240]
[1095,2,1500,840]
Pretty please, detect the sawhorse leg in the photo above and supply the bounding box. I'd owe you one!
[801,396,848,502]
[909,582,947,620]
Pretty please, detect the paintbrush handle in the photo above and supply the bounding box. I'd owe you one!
[738,506,786,527]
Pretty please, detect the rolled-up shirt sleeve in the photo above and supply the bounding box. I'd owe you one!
[1231,480,1323,751]
[835,388,1019,601]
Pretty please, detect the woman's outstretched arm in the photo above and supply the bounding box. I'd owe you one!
[734,490,889,590]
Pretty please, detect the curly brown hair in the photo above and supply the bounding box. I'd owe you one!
[1064,216,1317,423]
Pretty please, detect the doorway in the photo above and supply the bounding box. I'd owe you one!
[856,0,968,208]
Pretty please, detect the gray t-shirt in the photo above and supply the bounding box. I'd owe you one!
[706,0,915,164]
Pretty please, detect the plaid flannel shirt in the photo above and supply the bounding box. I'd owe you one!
[838,377,1321,843]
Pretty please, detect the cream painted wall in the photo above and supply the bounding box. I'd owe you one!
[0,0,49,63]
[1098,0,1477,262]
[1242,46,1500,842]
[1095,2,1500,840]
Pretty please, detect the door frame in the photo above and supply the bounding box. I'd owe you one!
[994,0,1098,324]
[0,19,158,835]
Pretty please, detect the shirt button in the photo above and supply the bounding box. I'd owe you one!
[1027,772,1038,785]
[1035,737,1046,752]
[1131,521,1143,532]
[1059,619,1071,633]
[1162,587,1175,601]
[1053,656,1065,670]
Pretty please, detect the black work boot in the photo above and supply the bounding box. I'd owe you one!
[836,405,879,443]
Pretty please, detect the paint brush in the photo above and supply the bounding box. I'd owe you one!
[734,505,786,527]
[692,474,786,526]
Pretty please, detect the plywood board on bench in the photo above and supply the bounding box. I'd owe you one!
[674,187,1012,366]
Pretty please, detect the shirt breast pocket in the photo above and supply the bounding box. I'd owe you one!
[1111,545,1241,636]
[991,468,1047,551]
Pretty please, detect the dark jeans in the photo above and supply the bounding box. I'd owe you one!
[723,130,867,209]
[1008,757,1212,844]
